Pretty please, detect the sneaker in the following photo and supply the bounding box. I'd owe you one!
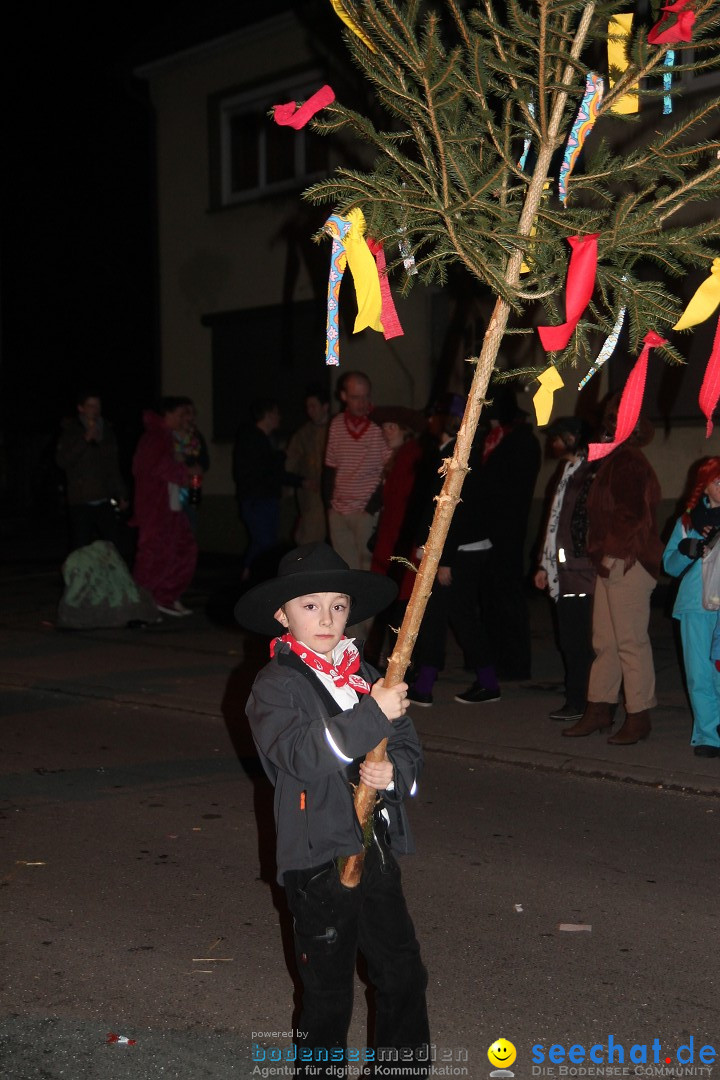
[407,688,433,707]
[156,601,192,617]
[693,745,720,758]
[454,683,501,704]
[548,703,584,721]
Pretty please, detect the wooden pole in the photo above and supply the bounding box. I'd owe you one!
[340,325,506,887]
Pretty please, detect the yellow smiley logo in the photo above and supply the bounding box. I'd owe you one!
[488,1039,517,1069]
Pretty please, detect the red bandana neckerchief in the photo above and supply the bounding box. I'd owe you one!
[271,632,371,694]
[482,424,508,463]
[344,412,371,441]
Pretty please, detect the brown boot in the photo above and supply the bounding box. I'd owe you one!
[562,701,614,737]
[607,710,651,745]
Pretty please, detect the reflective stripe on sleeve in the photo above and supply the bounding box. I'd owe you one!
[324,728,354,763]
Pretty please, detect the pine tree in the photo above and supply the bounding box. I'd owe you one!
[303,0,720,883]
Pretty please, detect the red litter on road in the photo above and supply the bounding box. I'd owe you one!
[107,1032,136,1046]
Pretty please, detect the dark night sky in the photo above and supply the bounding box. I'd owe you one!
[2,2,186,439]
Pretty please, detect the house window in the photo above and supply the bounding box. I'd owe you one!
[211,71,330,207]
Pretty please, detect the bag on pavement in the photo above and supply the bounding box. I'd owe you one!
[57,540,158,629]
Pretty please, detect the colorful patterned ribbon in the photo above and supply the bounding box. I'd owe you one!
[588,331,667,461]
[608,14,639,115]
[273,85,335,130]
[578,277,628,390]
[699,316,720,438]
[673,258,720,331]
[533,366,565,426]
[324,214,351,366]
[518,101,536,172]
[323,210,385,365]
[663,50,675,115]
[648,0,696,44]
[398,228,418,275]
[538,234,600,351]
[559,73,604,205]
[328,0,376,51]
[366,237,404,339]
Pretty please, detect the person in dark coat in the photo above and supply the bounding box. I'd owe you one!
[534,417,597,721]
[55,391,128,555]
[475,385,541,681]
[407,394,502,706]
[233,398,301,581]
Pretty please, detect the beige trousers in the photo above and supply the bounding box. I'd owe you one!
[328,509,376,636]
[588,558,657,713]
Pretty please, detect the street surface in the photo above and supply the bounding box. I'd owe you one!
[3,678,720,1078]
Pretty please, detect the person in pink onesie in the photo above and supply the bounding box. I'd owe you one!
[131,398,203,616]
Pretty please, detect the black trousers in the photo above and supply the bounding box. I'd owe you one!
[556,593,595,710]
[67,502,135,565]
[68,502,120,550]
[284,840,429,1078]
[413,549,492,670]
[484,549,532,680]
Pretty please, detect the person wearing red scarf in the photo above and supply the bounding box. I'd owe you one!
[323,372,389,578]
[235,543,429,1078]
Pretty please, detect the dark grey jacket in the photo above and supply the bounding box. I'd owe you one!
[56,417,127,506]
[246,643,423,883]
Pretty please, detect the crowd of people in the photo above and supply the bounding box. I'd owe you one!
[55,375,720,758]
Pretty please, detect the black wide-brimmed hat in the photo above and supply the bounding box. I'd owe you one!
[371,405,426,434]
[234,543,397,636]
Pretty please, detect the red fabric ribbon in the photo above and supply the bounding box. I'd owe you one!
[271,632,371,694]
[273,85,335,130]
[366,237,404,339]
[698,315,720,438]
[538,234,600,352]
[648,0,695,44]
[588,331,667,461]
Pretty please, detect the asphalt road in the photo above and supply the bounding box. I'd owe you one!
[3,684,720,1079]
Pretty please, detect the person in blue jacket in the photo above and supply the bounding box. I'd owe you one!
[663,456,720,758]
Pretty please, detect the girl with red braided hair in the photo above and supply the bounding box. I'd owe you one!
[663,457,720,757]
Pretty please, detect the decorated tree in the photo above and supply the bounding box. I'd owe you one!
[282,0,720,883]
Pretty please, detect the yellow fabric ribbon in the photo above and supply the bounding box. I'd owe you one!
[673,259,720,331]
[329,0,376,52]
[608,14,639,115]
[533,366,565,427]
[345,208,383,334]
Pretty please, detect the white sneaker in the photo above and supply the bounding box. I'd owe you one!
[156,601,192,617]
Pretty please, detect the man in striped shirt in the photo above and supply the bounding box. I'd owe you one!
[323,371,388,574]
